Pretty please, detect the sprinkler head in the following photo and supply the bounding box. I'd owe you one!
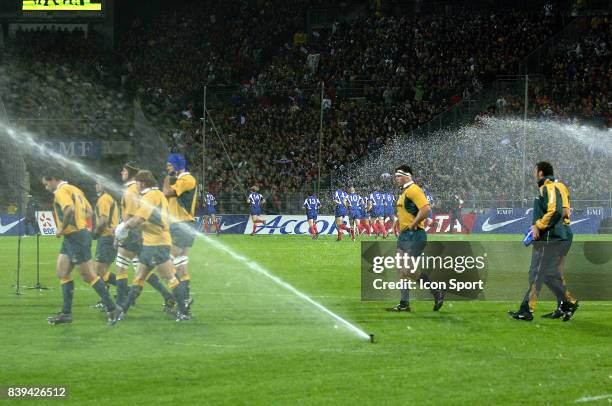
[369,334,375,344]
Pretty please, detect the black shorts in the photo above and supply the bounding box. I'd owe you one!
[95,235,117,264]
[170,222,196,249]
[139,245,171,269]
[119,229,143,254]
[60,229,92,265]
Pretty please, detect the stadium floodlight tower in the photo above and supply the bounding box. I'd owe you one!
[202,84,207,193]
[499,73,530,206]
[521,74,528,207]
[317,81,324,196]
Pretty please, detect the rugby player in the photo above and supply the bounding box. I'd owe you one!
[387,165,444,312]
[248,186,266,235]
[346,187,362,242]
[369,189,387,238]
[115,170,191,321]
[383,191,398,237]
[360,193,372,236]
[118,162,174,310]
[163,153,197,314]
[303,195,322,239]
[203,190,220,234]
[91,181,119,310]
[43,173,120,325]
[332,188,351,241]
[115,162,141,304]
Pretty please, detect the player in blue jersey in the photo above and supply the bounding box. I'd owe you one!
[247,186,266,235]
[361,194,372,236]
[369,190,388,238]
[303,195,322,239]
[203,191,220,234]
[422,187,434,230]
[333,189,351,241]
[383,192,397,237]
[346,187,362,242]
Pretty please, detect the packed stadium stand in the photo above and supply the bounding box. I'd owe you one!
[0,0,610,213]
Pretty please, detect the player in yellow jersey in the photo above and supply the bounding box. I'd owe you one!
[93,180,119,281]
[117,162,175,311]
[114,170,190,322]
[90,180,119,311]
[42,172,120,325]
[115,162,142,304]
[387,165,444,313]
[163,154,197,315]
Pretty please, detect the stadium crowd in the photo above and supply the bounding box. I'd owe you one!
[541,16,610,127]
[118,0,308,125]
[2,26,132,140]
[125,5,572,199]
[492,16,610,128]
[1,2,609,212]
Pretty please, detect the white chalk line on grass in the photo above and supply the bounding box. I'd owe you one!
[30,336,240,349]
[202,235,371,340]
[575,394,612,403]
[66,287,354,300]
[38,289,612,306]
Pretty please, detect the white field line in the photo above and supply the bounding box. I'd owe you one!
[575,394,612,403]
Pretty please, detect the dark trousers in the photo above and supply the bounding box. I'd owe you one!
[520,242,568,313]
[449,208,468,232]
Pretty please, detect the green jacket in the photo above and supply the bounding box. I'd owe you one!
[532,176,568,241]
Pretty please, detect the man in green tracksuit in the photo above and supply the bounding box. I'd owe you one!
[508,161,579,321]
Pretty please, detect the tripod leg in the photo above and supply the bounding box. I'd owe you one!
[37,233,40,285]
[16,233,22,295]
[24,232,50,291]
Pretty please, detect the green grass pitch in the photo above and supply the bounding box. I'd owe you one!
[1,234,611,404]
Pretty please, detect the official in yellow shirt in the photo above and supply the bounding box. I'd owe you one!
[114,170,190,321]
[93,181,119,290]
[42,173,119,325]
[387,165,443,313]
[163,153,197,314]
[509,162,578,322]
[539,179,577,319]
